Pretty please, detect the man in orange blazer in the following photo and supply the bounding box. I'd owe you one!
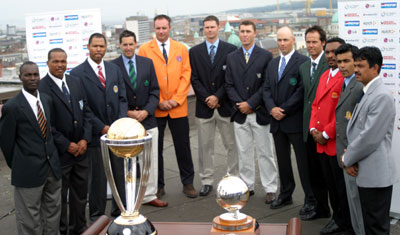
[309,37,353,235]
[138,14,197,198]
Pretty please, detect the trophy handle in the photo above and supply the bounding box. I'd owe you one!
[134,140,152,212]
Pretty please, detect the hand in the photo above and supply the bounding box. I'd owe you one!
[168,99,178,108]
[67,142,79,157]
[77,139,88,155]
[205,95,219,109]
[101,125,110,135]
[159,101,172,111]
[135,110,148,122]
[270,107,286,120]
[127,110,139,119]
[312,130,327,145]
[236,102,253,114]
[345,164,359,177]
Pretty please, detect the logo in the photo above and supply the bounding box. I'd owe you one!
[50,16,61,22]
[381,2,397,8]
[35,40,45,45]
[83,44,88,50]
[362,38,378,43]
[48,24,62,29]
[345,4,359,9]
[381,21,396,25]
[65,22,79,28]
[381,12,397,17]
[81,14,94,19]
[384,55,396,60]
[365,3,376,8]
[383,38,395,43]
[31,18,46,23]
[364,13,378,17]
[383,72,395,78]
[48,31,62,37]
[345,21,360,26]
[332,92,338,99]
[65,31,80,35]
[64,15,79,21]
[33,48,47,52]
[65,38,78,43]
[36,62,47,67]
[49,38,63,44]
[176,56,182,62]
[345,13,360,17]
[363,21,376,26]
[33,32,46,38]
[382,64,396,70]
[347,29,358,35]
[380,46,396,52]
[362,29,378,35]
[381,29,396,34]
[32,25,46,30]
[345,38,360,43]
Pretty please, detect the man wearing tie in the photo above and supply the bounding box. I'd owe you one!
[138,15,197,198]
[263,26,312,209]
[39,48,92,235]
[111,30,167,207]
[342,47,397,235]
[189,15,238,196]
[0,61,62,235]
[70,33,128,221]
[225,21,277,200]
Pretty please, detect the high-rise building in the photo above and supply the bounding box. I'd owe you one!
[125,16,151,44]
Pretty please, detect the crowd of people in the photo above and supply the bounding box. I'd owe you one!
[0,14,397,235]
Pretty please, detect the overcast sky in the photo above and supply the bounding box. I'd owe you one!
[1,0,291,27]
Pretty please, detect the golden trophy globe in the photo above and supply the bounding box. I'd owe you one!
[100,117,156,235]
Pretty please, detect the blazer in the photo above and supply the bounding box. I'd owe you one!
[263,51,308,134]
[0,92,61,188]
[189,40,237,118]
[111,55,160,130]
[39,74,92,166]
[309,69,344,156]
[70,59,128,146]
[225,45,273,125]
[335,76,363,165]
[299,55,329,141]
[138,38,191,119]
[344,78,397,187]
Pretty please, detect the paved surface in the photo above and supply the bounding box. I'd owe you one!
[1,96,399,234]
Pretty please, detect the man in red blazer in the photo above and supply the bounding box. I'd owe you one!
[309,37,353,235]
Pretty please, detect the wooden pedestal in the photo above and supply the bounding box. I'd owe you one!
[210,215,257,235]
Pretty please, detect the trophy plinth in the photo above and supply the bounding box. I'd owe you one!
[101,118,157,235]
[211,175,257,235]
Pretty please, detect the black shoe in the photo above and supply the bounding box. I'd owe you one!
[299,203,316,215]
[270,197,293,209]
[301,210,331,221]
[320,220,345,234]
[199,185,213,196]
[249,190,255,196]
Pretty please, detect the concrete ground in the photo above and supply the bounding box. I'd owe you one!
[1,96,399,234]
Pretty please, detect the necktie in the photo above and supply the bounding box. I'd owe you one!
[278,57,286,81]
[128,60,137,90]
[310,62,317,80]
[209,45,216,64]
[62,81,71,107]
[342,81,346,91]
[358,91,364,103]
[161,43,168,63]
[245,52,249,64]
[98,65,106,88]
[37,101,47,139]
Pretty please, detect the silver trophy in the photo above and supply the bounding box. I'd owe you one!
[100,118,156,235]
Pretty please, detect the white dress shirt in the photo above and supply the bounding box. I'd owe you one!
[48,72,70,93]
[21,89,46,120]
[87,57,106,80]
[156,38,170,57]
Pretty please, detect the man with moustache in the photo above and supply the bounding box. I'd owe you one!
[225,21,277,199]
[0,61,61,235]
[111,30,167,207]
[138,15,197,198]
[189,15,238,196]
[263,26,313,209]
[334,44,365,235]
[39,48,92,234]
[309,37,353,234]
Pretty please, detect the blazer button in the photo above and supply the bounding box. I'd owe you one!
[211,82,215,86]
[47,156,50,160]
[246,87,249,90]
[317,121,320,124]
[164,77,167,80]
[133,96,136,99]
[165,91,168,94]
[318,107,320,110]
[74,121,78,124]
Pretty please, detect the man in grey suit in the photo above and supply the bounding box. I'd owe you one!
[342,46,397,235]
[334,44,364,235]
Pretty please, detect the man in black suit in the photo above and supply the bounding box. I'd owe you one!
[39,48,92,234]
[111,30,167,207]
[0,61,62,235]
[225,21,277,200]
[70,33,128,221]
[263,26,313,209]
[189,15,238,196]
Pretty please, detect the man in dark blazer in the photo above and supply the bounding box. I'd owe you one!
[263,26,313,210]
[334,44,364,235]
[70,33,128,221]
[298,25,330,220]
[39,48,92,235]
[225,21,277,200]
[0,61,62,235]
[189,15,238,196]
[111,30,167,207]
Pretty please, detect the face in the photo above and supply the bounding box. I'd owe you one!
[120,36,137,59]
[88,37,106,64]
[20,64,40,96]
[354,59,378,86]
[239,25,256,48]
[277,28,295,56]
[154,18,171,43]
[203,20,219,42]
[305,31,325,59]
[47,51,67,79]
[324,42,342,69]
[336,51,354,78]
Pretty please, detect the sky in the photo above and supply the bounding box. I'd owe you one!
[0,0,292,27]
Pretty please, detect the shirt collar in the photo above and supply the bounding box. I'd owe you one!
[87,56,105,71]
[242,43,256,56]
[48,72,66,87]
[122,54,136,65]
[156,38,170,47]
[311,51,324,65]
[363,75,380,94]
[22,88,40,105]
[280,49,295,63]
[329,67,340,77]
[206,39,220,50]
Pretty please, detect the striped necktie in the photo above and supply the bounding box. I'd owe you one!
[245,52,249,64]
[128,60,137,90]
[62,81,71,108]
[98,65,106,88]
[278,57,286,81]
[209,45,216,64]
[37,101,47,139]
[161,43,168,63]
[310,62,317,80]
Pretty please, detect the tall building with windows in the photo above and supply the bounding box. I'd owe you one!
[125,16,151,44]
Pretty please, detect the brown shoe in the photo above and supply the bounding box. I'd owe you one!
[265,192,276,204]
[183,184,198,198]
[144,198,168,207]
[156,188,165,199]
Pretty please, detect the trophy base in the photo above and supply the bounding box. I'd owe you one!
[211,215,256,234]
[108,214,157,235]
